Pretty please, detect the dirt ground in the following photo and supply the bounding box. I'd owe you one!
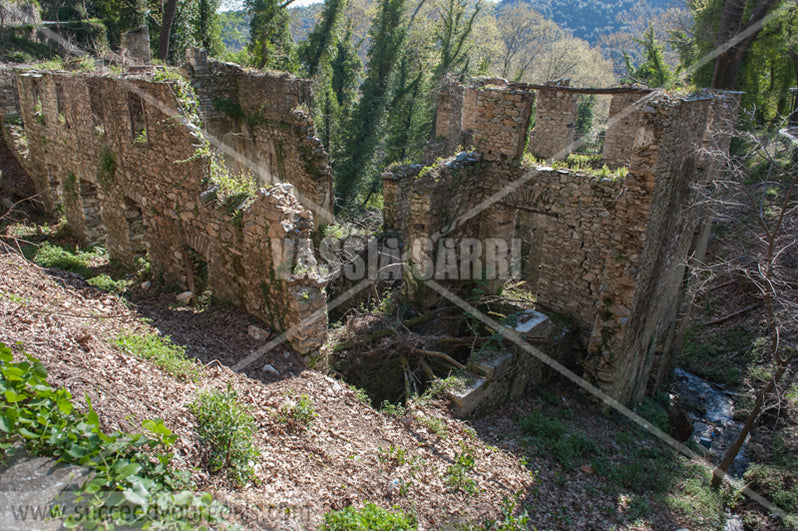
[0,247,731,530]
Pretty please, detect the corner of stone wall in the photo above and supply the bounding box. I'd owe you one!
[527,81,579,160]
[120,26,151,64]
[472,85,534,162]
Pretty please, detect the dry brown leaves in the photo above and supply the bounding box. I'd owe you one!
[0,251,535,530]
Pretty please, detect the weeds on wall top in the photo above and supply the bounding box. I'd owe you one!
[152,67,201,128]
[523,151,630,181]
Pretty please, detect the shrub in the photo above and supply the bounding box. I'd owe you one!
[188,384,259,487]
[87,273,127,293]
[31,241,97,277]
[278,393,317,427]
[519,409,597,469]
[0,343,230,529]
[444,442,478,495]
[114,332,202,382]
[320,503,417,531]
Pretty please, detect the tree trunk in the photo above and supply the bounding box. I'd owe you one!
[158,0,178,62]
[711,356,793,488]
[789,50,798,128]
[710,0,781,89]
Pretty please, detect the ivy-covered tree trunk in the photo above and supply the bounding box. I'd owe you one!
[159,0,178,61]
[334,0,407,209]
[301,0,348,78]
[710,0,782,89]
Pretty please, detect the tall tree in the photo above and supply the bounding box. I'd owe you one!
[710,0,783,89]
[300,0,349,78]
[624,23,673,87]
[433,0,480,80]
[334,0,407,208]
[247,0,297,71]
[195,0,223,55]
[159,0,178,61]
[495,3,561,79]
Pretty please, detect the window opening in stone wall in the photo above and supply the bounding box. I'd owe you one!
[123,197,147,260]
[31,78,43,121]
[55,82,68,129]
[48,166,62,208]
[127,92,147,144]
[573,95,610,155]
[516,209,544,293]
[79,180,106,247]
[89,85,104,128]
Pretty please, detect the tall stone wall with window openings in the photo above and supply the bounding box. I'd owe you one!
[386,79,740,404]
[2,66,328,355]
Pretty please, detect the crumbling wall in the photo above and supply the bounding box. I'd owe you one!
[0,65,19,120]
[603,92,647,167]
[184,49,333,225]
[386,82,738,404]
[527,81,579,160]
[8,67,327,355]
[119,26,151,63]
[0,0,40,27]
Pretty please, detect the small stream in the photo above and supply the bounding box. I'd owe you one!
[671,368,750,478]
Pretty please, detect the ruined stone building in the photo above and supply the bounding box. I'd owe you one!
[0,57,331,355]
[384,78,739,404]
[0,54,739,406]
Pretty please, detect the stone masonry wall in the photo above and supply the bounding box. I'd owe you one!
[6,67,327,355]
[527,81,579,160]
[119,26,151,63]
[0,65,19,119]
[184,49,333,225]
[433,78,656,167]
[0,1,40,27]
[603,92,647,167]
[385,83,738,404]
[472,85,535,162]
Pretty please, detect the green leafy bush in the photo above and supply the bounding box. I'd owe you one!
[279,393,317,427]
[87,273,128,293]
[30,242,100,277]
[465,495,530,530]
[444,442,479,495]
[320,502,417,531]
[114,332,202,382]
[188,385,259,487]
[0,343,230,529]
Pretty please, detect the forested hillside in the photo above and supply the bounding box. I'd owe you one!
[499,0,678,45]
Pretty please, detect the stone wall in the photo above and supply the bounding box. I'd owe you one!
[603,92,647,167]
[119,26,150,63]
[385,82,739,404]
[0,1,40,27]
[432,78,657,167]
[4,66,328,355]
[527,81,579,160]
[184,49,333,225]
[0,65,19,119]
